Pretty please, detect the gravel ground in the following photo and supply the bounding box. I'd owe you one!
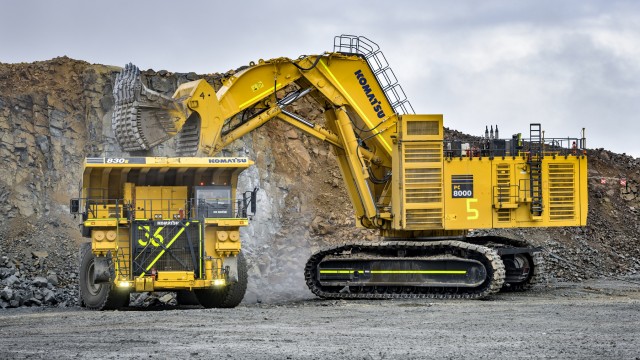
[0,278,639,360]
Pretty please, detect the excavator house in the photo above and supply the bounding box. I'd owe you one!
[72,35,587,309]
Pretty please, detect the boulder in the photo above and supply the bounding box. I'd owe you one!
[0,286,13,301]
[31,276,49,287]
[46,272,59,286]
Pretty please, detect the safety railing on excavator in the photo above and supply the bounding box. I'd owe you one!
[492,178,550,206]
[334,34,414,115]
[492,184,520,208]
[443,137,586,159]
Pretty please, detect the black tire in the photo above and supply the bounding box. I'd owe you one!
[78,242,91,307]
[195,252,248,308]
[176,290,201,306]
[79,245,130,310]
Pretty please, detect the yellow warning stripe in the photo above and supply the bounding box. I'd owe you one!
[320,270,467,275]
[141,222,190,276]
[317,59,392,153]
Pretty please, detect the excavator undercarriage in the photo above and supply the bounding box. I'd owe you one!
[102,35,585,303]
[305,235,543,299]
[306,241,505,299]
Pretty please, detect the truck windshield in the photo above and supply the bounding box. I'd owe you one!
[195,186,232,218]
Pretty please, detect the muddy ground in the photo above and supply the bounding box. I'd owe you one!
[0,278,638,360]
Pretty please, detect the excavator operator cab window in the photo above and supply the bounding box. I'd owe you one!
[194,186,232,219]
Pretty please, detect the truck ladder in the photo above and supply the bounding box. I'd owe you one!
[115,225,131,280]
[528,123,543,218]
[334,34,414,115]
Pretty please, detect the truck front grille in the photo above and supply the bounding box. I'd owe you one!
[131,220,201,276]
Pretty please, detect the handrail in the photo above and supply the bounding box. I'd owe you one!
[443,136,585,158]
[77,197,252,221]
[334,34,414,115]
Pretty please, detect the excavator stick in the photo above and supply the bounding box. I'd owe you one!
[112,63,189,152]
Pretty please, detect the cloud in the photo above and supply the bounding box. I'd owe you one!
[1,0,639,156]
[384,4,640,156]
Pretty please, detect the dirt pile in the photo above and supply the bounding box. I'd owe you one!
[0,57,638,308]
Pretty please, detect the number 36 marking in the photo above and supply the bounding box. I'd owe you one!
[466,198,479,220]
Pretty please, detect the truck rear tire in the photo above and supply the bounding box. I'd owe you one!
[195,252,248,308]
[79,246,130,310]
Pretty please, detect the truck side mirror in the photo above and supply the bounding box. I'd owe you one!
[70,199,80,214]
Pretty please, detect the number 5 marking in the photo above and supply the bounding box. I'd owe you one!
[466,198,479,220]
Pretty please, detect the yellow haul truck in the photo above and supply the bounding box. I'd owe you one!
[75,35,587,309]
[71,157,258,309]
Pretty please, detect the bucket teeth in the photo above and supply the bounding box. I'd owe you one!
[111,63,186,152]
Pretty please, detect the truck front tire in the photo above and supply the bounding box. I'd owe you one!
[79,245,130,310]
[195,252,248,308]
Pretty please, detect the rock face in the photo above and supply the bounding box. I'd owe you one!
[1,57,639,308]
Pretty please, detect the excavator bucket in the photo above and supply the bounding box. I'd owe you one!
[111,63,188,152]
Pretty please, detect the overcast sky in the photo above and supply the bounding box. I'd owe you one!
[2,0,639,157]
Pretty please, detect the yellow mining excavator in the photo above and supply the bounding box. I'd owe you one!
[74,35,587,308]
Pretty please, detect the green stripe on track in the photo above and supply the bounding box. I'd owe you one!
[320,270,467,275]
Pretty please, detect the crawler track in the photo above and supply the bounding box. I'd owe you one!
[501,250,543,292]
[466,236,544,292]
[304,240,506,300]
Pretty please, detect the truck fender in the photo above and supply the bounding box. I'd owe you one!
[93,256,112,284]
[223,256,239,283]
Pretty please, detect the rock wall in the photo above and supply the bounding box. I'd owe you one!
[0,57,639,308]
[0,57,114,307]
